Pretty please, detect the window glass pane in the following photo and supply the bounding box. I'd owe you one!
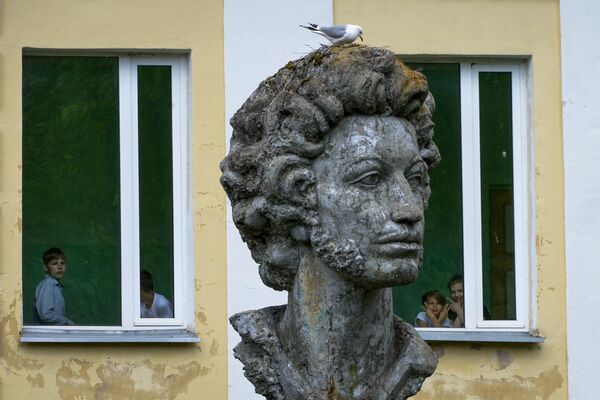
[23,56,121,326]
[479,71,516,320]
[138,66,175,318]
[393,63,465,328]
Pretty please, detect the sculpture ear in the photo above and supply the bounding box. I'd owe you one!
[264,155,316,210]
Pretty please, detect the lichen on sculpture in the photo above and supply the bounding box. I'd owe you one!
[221,45,440,400]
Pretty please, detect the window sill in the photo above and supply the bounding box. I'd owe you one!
[20,327,200,343]
[418,329,544,343]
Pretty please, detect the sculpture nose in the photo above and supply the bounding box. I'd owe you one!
[390,202,422,223]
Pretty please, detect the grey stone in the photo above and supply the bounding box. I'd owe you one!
[221,45,440,399]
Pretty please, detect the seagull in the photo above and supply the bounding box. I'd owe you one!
[300,23,364,46]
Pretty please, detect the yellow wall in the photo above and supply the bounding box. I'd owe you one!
[0,0,227,399]
[335,0,566,399]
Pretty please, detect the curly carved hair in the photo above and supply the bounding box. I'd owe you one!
[220,45,440,291]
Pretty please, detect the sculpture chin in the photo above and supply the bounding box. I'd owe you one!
[360,255,423,288]
[311,225,424,289]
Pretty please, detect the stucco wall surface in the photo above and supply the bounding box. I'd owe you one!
[561,1,600,399]
[0,0,228,399]
[0,0,569,399]
[335,0,567,399]
[223,1,332,398]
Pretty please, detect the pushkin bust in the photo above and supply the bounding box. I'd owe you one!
[221,45,440,400]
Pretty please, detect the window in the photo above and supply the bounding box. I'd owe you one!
[21,53,196,342]
[393,60,539,341]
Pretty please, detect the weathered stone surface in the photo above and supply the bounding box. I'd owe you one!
[221,45,440,399]
[231,306,435,400]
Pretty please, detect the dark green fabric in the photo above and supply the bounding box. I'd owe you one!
[138,66,175,307]
[23,56,121,326]
[479,72,515,320]
[393,63,464,323]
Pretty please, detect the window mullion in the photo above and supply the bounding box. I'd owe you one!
[119,56,139,328]
[470,65,486,328]
[179,56,194,329]
[470,64,528,330]
[132,56,185,327]
[171,58,184,324]
[511,65,528,329]
[460,63,481,330]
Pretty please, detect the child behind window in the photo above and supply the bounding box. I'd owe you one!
[140,270,174,318]
[447,274,465,328]
[415,290,452,328]
[33,247,74,325]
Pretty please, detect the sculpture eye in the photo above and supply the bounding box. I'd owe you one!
[407,173,423,190]
[355,172,380,187]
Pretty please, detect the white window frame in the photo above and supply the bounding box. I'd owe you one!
[461,63,530,331]
[403,59,539,342]
[21,53,196,342]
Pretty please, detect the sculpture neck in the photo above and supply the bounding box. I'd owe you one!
[280,252,394,396]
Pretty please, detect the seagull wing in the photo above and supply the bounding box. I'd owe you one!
[317,25,348,39]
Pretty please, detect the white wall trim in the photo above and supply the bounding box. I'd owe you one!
[224,1,332,398]
[561,1,600,399]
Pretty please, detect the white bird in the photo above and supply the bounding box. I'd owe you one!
[300,23,364,46]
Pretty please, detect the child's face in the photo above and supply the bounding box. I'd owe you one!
[450,282,464,304]
[424,297,443,317]
[44,257,66,280]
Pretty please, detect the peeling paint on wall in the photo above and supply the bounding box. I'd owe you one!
[469,343,483,351]
[0,296,45,374]
[0,289,219,399]
[495,350,514,371]
[196,310,208,326]
[26,373,44,388]
[2,294,216,399]
[536,235,553,258]
[55,359,209,400]
[209,339,219,357]
[417,365,563,400]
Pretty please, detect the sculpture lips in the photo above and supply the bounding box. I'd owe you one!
[372,232,422,256]
[373,231,421,244]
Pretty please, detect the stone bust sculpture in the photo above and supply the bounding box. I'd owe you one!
[221,45,440,400]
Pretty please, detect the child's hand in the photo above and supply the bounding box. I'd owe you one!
[449,301,463,314]
[448,300,465,328]
[439,304,450,322]
[422,304,437,321]
[423,303,438,321]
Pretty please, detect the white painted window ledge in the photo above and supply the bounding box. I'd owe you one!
[20,327,200,343]
[418,329,543,343]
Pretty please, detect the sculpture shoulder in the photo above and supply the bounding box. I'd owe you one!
[230,306,295,400]
[393,315,437,370]
[230,308,437,400]
[384,315,438,399]
[230,305,285,343]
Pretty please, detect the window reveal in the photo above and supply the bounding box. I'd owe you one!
[22,54,192,333]
[393,61,531,333]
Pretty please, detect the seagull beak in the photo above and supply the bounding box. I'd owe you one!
[359,35,364,42]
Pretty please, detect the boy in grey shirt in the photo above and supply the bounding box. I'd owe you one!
[33,247,74,325]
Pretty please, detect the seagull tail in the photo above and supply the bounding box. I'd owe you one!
[300,23,319,32]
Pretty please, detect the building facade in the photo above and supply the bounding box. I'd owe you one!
[0,0,596,399]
